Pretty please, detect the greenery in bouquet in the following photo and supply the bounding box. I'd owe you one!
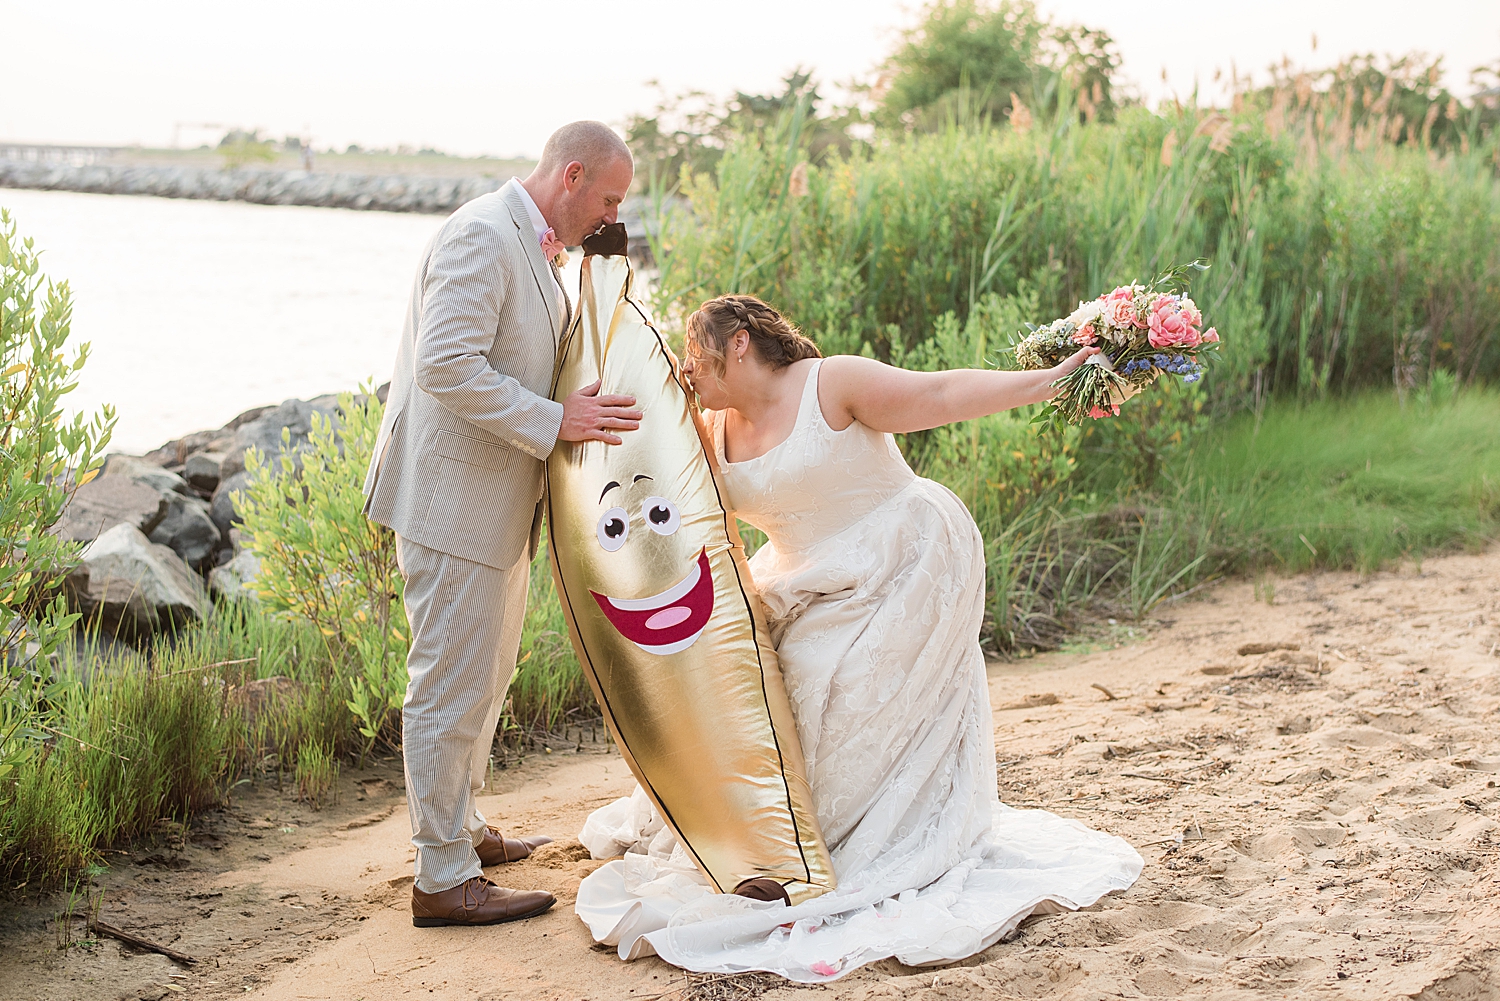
[1012,261,1220,428]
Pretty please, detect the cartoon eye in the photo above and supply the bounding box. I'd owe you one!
[642,496,680,536]
[597,506,629,551]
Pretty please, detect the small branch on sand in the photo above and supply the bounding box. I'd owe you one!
[995,693,1060,711]
[1121,772,1194,785]
[1090,683,1118,701]
[88,919,197,966]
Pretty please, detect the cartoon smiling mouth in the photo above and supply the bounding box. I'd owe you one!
[590,548,715,655]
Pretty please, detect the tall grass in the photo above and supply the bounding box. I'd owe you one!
[0,547,584,888]
[981,381,1500,651]
[647,88,1500,411]
[1174,379,1500,573]
[0,655,239,886]
[506,542,591,736]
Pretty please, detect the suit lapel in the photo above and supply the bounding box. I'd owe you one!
[551,260,573,337]
[501,183,563,341]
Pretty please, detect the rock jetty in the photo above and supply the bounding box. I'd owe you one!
[1,159,499,214]
[0,160,654,243]
[59,389,374,640]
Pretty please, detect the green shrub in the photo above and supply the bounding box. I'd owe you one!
[646,91,1500,436]
[218,130,278,170]
[234,389,408,761]
[507,544,590,735]
[0,209,114,785]
[234,388,591,760]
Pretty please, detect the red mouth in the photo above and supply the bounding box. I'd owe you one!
[590,548,715,655]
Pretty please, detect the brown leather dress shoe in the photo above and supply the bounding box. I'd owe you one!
[733,877,791,905]
[411,876,555,927]
[476,827,553,867]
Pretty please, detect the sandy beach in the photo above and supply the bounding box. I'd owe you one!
[7,545,1500,1001]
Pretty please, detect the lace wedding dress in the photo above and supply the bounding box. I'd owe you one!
[575,360,1142,981]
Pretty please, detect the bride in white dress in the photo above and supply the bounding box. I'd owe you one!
[574,295,1142,981]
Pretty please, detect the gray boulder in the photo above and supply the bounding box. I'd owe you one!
[103,454,189,496]
[209,548,262,603]
[145,429,234,469]
[53,475,169,543]
[148,493,221,570]
[218,396,341,480]
[142,403,273,468]
[70,524,208,639]
[184,451,226,492]
[210,470,250,542]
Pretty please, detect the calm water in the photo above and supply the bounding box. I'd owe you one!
[0,188,498,454]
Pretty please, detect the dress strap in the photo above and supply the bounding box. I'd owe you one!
[709,408,727,465]
[798,358,825,431]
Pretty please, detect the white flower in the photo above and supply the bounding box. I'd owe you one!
[1065,299,1105,327]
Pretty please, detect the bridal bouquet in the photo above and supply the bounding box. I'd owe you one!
[1013,261,1220,427]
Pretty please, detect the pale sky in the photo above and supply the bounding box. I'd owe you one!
[4,0,1496,157]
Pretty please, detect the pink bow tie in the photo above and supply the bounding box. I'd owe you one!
[540,228,567,266]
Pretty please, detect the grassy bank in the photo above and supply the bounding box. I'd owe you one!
[977,385,1500,647]
[0,568,576,889]
[1177,383,1500,573]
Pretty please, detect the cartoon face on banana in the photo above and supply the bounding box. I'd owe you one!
[588,474,714,657]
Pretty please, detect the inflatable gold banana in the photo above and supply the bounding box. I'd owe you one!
[547,224,835,905]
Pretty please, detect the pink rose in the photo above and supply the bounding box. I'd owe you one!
[1072,323,1098,345]
[1147,295,1202,348]
[1100,286,1141,329]
[1202,326,1219,343]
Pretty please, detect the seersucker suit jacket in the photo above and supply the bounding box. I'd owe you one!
[363,179,570,571]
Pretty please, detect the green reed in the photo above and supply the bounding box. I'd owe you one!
[648,87,1499,409]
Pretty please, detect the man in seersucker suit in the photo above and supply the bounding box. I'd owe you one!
[364,121,641,927]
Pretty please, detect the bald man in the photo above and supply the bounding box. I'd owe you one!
[364,121,641,926]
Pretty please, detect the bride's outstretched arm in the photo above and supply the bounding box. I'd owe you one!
[818,347,1099,434]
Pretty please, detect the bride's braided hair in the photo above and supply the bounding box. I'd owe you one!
[685,294,821,376]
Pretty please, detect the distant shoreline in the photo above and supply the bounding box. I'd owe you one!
[0,159,511,216]
[0,154,653,239]
[0,143,537,179]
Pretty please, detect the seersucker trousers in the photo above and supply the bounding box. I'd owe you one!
[396,535,530,892]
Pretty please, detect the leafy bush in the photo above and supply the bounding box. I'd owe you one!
[234,388,590,761]
[0,209,114,781]
[647,90,1499,414]
[507,542,591,735]
[234,388,408,761]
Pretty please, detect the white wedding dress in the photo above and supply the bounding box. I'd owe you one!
[575,360,1142,981]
